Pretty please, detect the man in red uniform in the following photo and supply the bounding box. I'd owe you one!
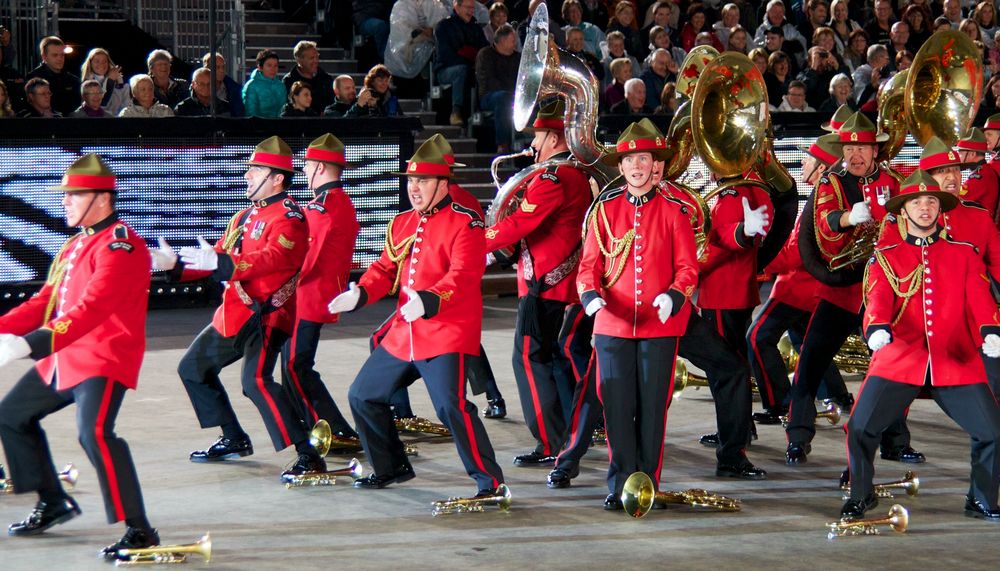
[0,155,160,557]
[485,99,593,466]
[329,140,505,495]
[152,136,325,477]
[957,128,1000,224]
[843,169,1000,521]
[786,112,900,464]
[982,112,1000,166]
[280,134,361,446]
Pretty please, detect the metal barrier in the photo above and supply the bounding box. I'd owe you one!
[0,0,55,74]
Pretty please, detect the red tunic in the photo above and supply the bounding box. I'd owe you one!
[863,231,1000,386]
[0,217,150,390]
[961,161,1000,223]
[577,186,699,338]
[357,196,485,360]
[296,183,359,323]
[764,216,822,312]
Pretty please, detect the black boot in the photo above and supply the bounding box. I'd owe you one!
[189,435,253,462]
[8,497,81,536]
[482,398,507,419]
[101,527,160,561]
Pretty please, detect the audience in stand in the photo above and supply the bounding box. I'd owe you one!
[243,49,286,118]
[282,40,334,114]
[0,45,25,112]
[345,64,402,117]
[640,49,676,106]
[642,1,676,59]
[201,52,244,117]
[843,29,869,72]
[147,49,188,108]
[902,4,932,52]
[829,0,862,55]
[26,36,79,116]
[852,43,889,106]
[603,56,632,111]
[755,0,807,65]
[818,72,856,111]
[280,81,318,117]
[563,0,605,57]
[609,77,654,115]
[776,80,816,111]
[765,51,794,107]
[798,45,841,109]
[119,74,174,117]
[653,81,678,115]
[566,27,604,81]
[175,68,230,117]
[384,0,450,79]
[434,0,489,126]
[18,77,60,117]
[476,23,519,152]
[71,80,111,117]
[80,48,130,117]
[601,30,641,88]
[323,75,358,117]
[607,1,643,59]
[0,79,14,117]
[353,0,393,61]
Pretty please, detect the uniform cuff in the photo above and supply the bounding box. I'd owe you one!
[580,290,602,308]
[169,260,186,281]
[417,290,441,319]
[491,245,520,269]
[982,325,1000,339]
[351,287,369,312]
[667,289,685,316]
[735,223,752,249]
[212,253,235,281]
[24,328,53,360]
[828,210,849,233]
[864,324,891,341]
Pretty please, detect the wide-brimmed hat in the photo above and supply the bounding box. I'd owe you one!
[797,133,844,167]
[956,128,988,154]
[829,112,889,144]
[523,99,565,133]
[303,133,351,169]
[885,169,959,213]
[601,120,671,166]
[918,136,975,170]
[983,112,1000,131]
[50,154,116,193]
[389,139,453,178]
[427,133,466,168]
[821,104,854,133]
[248,135,298,173]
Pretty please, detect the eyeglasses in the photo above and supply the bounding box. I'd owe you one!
[33,90,53,97]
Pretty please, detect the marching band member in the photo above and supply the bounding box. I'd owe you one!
[280,134,361,445]
[485,99,593,466]
[153,137,325,477]
[956,128,1000,225]
[982,112,1000,170]
[329,139,505,495]
[0,155,160,557]
[843,169,1000,522]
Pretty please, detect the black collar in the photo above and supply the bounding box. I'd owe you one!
[839,166,880,188]
[83,212,119,236]
[626,187,657,205]
[313,180,343,199]
[550,150,572,161]
[252,191,288,208]
[420,194,453,216]
[905,225,945,246]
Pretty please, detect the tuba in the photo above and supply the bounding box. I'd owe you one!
[876,69,909,167]
[906,30,984,147]
[621,472,741,518]
[827,504,909,538]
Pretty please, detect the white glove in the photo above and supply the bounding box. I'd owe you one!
[984,334,1000,358]
[867,329,891,352]
[150,237,178,271]
[584,297,606,316]
[399,286,426,322]
[178,236,218,271]
[486,252,497,267]
[847,200,873,226]
[328,282,361,314]
[0,335,30,368]
[741,197,770,237]
[652,293,673,324]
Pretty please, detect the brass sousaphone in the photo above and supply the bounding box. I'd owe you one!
[906,29,984,147]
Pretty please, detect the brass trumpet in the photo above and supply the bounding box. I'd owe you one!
[308,419,362,457]
[283,458,363,489]
[431,483,512,516]
[781,402,841,427]
[116,533,211,566]
[621,472,741,518]
[826,504,909,539]
[1,463,78,494]
[672,361,709,394]
[395,416,452,437]
[842,471,920,500]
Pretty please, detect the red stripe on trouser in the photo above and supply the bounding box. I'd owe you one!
[457,353,498,487]
[748,301,780,406]
[256,331,292,447]
[653,342,680,486]
[561,309,586,382]
[713,310,725,337]
[556,352,596,463]
[522,335,552,454]
[286,322,320,423]
[95,381,125,521]
[371,318,393,349]
[785,308,820,444]
[594,350,612,464]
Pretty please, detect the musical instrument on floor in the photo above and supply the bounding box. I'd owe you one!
[621,472,741,518]
[115,533,211,566]
[781,401,841,427]
[826,504,908,538]
[842,471,919,500]
[395,416,452,437]
[283,458,363,489]
[1,463,78,494]
[431,484,512,516]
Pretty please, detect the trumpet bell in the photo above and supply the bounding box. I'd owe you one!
[827,504,909,538]
[309,420,333,457]
[877,70,909,163]
[622,472,656,518]
[906,30,983,146]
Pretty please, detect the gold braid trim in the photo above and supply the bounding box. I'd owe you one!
[384,216,416,295]
[872,249,923,326]
[813,176,848,262]
[42,236,80,323]
[221,210,245,253]
[590,202,635,289]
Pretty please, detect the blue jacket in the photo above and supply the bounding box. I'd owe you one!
[433,12,488,73]
[242,69,286,118]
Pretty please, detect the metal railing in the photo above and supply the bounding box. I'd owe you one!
[0,0,57,74]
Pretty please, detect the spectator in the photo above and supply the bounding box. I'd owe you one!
[828,0,862,55]
[764,51,794,107]
[943,0,963,28]
[902,5,933,53]
[895,49,914,72]
[852,43,889,105]
[485,2,522,50]
[754,0,807,65]
[818,72,857,111]
[749,47,770,75]
[813,27,848,71]
[983,73,1000,112]
[0,79,13,117]
[961,17,986,44]
[346,64,402,117]
[990,30,1000,77]
[843,28,869,72]
[146,49,188,108]
[280,81,318,117]
[974,1,999,49]
[0,24,15,70]
[25,36,79,116]
[603,57,632,110]
[517,0,566,48]
[0,44,25,112]
[384,0,450,79]
[563,0,606,57]
[934,16,954,34]
[435,0,489,126]
[648,25,686,64]
[763,26,800,76]
[282,40,334,114]
[476,23,519,152]
[714,4,742,48]
[17,77,60,117]
[653,81,678,115]
[641,49,676,107]
[798,45,841,108]
[641,1,677,60]
[886,21,909,72]
[797,0,830,48]
[609,77,654,114]
[579,0,609,28]
[323,75,358,117]
[201,52,245,117]
[243,49,286,118]
[777,80,816,111]
[566,27,604,81]
[681,7,722,52]
[864,0,895,47]
[80,48,130,116]
[70,79,110,117]
[353,0,393,61]
[119,74,174,117]
[602,30,642,88]
[607,1,643,58]
[175,68,230,117]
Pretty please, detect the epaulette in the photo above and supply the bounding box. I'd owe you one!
[539,171,560,183]
[945,236,978,250]
[718,188,739,199]
[282,198,302,212]
[885,212,896,223]
[451,202,485,228]
[305,203,328,213]
[107,241,134,253]
[113,224,129,239]
[961,200,987,212]
[598,186,625,202]
[968,169,984,180]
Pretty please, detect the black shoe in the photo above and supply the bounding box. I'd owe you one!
[603,493,623,511]
[332,427,360,441]
[839,468,850,489]
[785,442,810,465]
[840,493,879,519]
[716,460,767,480]
[513,451,556,466]
[189,435,253,462]
[475,486,504,498]
[880,446,926,464]
[8,497,81,536]
[353,464,415,489]
[699,433,720,447]
[482,398,507,419]
[752,409,786,425]
[827,393,855,413]
[964,496,1000,522]
[101,526,160,561]
[281,452,327,480]
[546,466,579,489]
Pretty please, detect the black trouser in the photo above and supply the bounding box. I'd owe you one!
[984,352,1000,397]
[552,304,598,473]
[512,297,576,456]
[595,335,677,496]
[847,375,1000,507]
[0,371,146,524]
[280,318,355,434]
[178,324,308,451]
[348,346,504,491]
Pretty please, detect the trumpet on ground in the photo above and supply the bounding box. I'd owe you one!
[115,532,211,566]
[621,472,741,518]
[826,504,909,539]
[842,471,919,500]
[308,419,362,456]
[1,463,78,494]
[432,484,512,516]
[781,401,842,427]
[283,458,363,489]
[395,416,451,437]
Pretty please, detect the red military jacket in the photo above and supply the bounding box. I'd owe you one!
[864,229,1000,386]
[176,192,308,336]
[0,216,150,391]
[764,216,822,312]
[450,182,485,216]
[296,182,359,323]
[698,184,773,310]
[485,152,592,303]
[813,167,898,313]
[961,161,1000,224]
[578,185,699,338]
[357,195,485,360]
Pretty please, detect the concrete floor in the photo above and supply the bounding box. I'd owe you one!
[1,297,998,570]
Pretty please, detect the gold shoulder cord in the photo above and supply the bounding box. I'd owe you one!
[590,202,635,289]
[42,235,80,323]
[220,211,245,253]
[384,217,416,295]
[814,176,848,261]
[865,249,923,326]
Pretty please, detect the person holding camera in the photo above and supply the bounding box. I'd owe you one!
[345,64,401,118]
[797,45,840,109]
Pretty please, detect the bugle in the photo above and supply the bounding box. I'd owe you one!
[115,532,211,566]
[432,483,512,516]
[283,458,363,489]
[842,471,919,500]
[826,504,908,538]
[621,472,741,518]
[1,463,78,494]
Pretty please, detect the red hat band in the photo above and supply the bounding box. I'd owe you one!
[838,130,878,144]
[62,174,116,190]
[616,138,664,153]
[405,161,451,177]
[957,140,988,153]
[251,151,294,171]
[808,144,839,165]
[304,148,346,164]
[532,117,564,131]
[919,150,961,171]
[985,120,1000,130]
